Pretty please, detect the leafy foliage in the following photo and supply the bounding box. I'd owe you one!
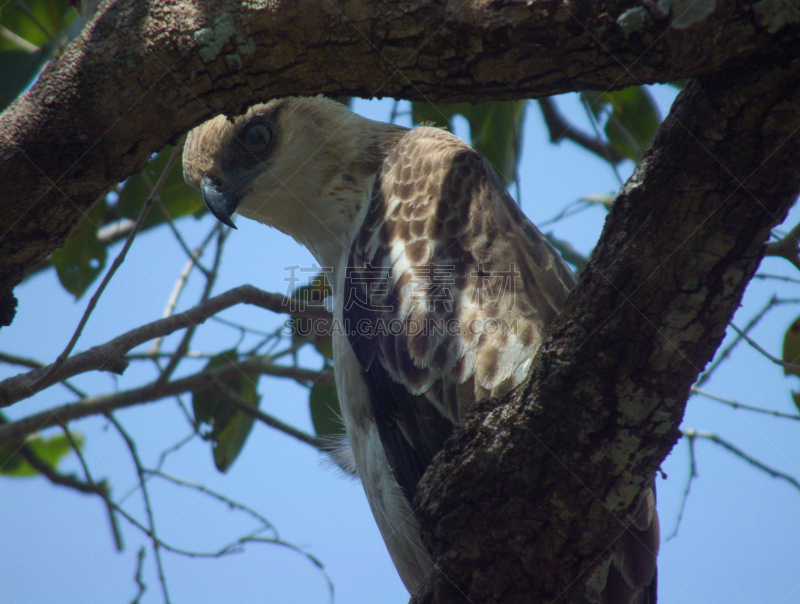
[582,88,661,163]
[0,431,82,477]
[782,315,800,412]
[411,100,527,187]
[782,315,800,377]
[115,146,205,229]
[0,0,77,110]
[48,146,203,298]
[50,198,108,298]
[309,383,344,438]
[192,351,259,473]
[289,272,333,361]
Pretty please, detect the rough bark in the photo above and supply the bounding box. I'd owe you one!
[2,1,800,602]
[411,61,800,603]
[1,0,799,324]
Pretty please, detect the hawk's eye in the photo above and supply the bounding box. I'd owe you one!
[241,122,272,153]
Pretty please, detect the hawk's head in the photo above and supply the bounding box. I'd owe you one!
[183,96,406,264]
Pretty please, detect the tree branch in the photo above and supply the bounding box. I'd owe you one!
[729,323,800,373]
[0,285,330,408]
[16,439,109,495]
[156,226,226,386]
[537,97,621,164]
[764,220,800,269]
[0,358,333,447]
[691,387,800,421]
[208,379,331,452]
[107,414,171,604]
[687,429,800,492]
[2,0,799,324]
[36,144,178,391]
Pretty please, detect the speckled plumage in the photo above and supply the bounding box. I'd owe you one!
[183,96,658,603]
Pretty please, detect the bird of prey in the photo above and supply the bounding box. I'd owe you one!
[183,96,659,603]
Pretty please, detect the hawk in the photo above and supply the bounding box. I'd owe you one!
[183,96,659,603]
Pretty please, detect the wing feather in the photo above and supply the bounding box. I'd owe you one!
[344,126,576,498]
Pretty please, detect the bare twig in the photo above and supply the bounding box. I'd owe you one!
[155,432,197,473]
[0,25,39,51]
[154,256,201,353]
[729,323,800,373]
[141,165,208,275]
[210,314,279,339]
[150,470,278,532]
[130,547,147,604]
[34,147,181,391]
[537,98,621,163]
[150,224,220,355]
[752,272,800,284]
[579,93,627,186]
[696,297,780,386]
[0,359,334,446]
[0,351,51,370]
[126,351,217,361]
[60,422,124,550]
[1,417,124,551]
[15,440,107,494]
[389,99,403,124]
[765,221,800,270]
[210,379,330,452]
[157,227,227,386]
[537,195,612,229]
[107,414,171,604]
[117,430,199,507]
[686,429,800,492]
[691,387,800,421]
[99,218,137,245]
[0,285,331,408]
[666,432,698,540]
[109,496,329,579]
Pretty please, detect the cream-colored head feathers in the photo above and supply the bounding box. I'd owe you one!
[183,96,405,266]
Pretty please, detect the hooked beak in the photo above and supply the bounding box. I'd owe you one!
[200,174,239,229]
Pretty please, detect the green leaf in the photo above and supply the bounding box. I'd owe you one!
[0,48,51,111]
[0,1,77,111]
[51,199,108,298]
[192,350,259,473]
[583,87,661,163]
[544,233,588,273]
[0,432,82,477]
[309,383,344,438]
[212,411,256,474]
[0,0,76,50]
[115,146,205,230]
[288,272,333,360]
[411,100,528,187]
[782,316,800,377]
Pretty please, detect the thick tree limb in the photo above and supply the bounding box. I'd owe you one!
[411,62,800,603]
[2,0,800,324]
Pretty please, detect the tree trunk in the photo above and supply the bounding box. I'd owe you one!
[412,63,800,602]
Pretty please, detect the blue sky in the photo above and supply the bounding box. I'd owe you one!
[2,90,799,604]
